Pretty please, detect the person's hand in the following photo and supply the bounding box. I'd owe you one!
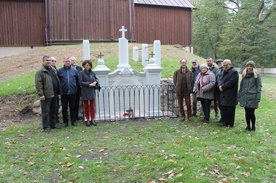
[219,86,223,92]
[40,96,45,101]
[89,82,97,87]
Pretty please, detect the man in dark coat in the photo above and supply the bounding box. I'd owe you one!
[35,55,61,132]
[58,57,79,127]
[191,58,201,116]
[173,58,193,121]
[219,59,239,127]
[206,57,219,118]
[70,56,83,120]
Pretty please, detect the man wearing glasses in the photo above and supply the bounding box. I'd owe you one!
[219,59,239,128]
[35,55,61,132]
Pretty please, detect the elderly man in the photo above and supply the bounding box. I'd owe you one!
[216,59,224,123]
[173,58,193,121]
[206,57,219,118]
[58,57,79,127]
[219,59,239,128]
[191,58,201,116]
[70,56,83,120]
[35,55,61,132]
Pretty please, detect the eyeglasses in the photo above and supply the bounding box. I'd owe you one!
[223,64,229,67]
[52,60,56,62]
[46,59,52,61]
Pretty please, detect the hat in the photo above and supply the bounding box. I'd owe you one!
[191,58,198,63]
[246,61,256,68]
[216,59,223,64]
[51,57,56,61]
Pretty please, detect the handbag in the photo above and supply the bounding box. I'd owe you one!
[95,82,101,91]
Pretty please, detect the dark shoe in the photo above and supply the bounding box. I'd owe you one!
[91,119,97,126]
[187,117,191,121]
[50,126,61,129]
[192,113,196,116]
[86,123,91,127]
[44,127,51,133]
[251,126,256,131]
[72,122,78,126]
[245,126,251,131]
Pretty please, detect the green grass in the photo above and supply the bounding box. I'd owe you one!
[0,71,36,96]
[1,93,276,182]
[0,44,275,182]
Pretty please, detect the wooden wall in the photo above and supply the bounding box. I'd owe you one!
[47,0,134,44]
[134,5,192,46]
[0,0,193,46]
[0,0,45,46]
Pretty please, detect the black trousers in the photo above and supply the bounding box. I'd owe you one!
[75,87,81,117]
[61,94,77,124]
[220,105,236,127]
[245,107,256,127]
[41,96,57,129]
[200,99,212,121]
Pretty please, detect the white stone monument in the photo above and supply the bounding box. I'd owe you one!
[117,26,131,70]
[82,40,90,61]
[132,46,139,62]
[141,44,148,67]
[92,26,163,120]
[154,40,161,67]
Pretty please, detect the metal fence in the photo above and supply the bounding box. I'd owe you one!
[94,83,179,122]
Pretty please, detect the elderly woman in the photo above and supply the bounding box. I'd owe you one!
[79,60,99,126]
[193,64,216,123]
[238,61,262,131]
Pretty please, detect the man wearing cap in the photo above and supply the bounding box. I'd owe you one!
[191,58,201,116]
[206,57,219,118]
[216,59,224,123]
[173,58,193,121]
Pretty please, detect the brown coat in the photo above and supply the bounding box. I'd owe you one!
[173,67,193,96]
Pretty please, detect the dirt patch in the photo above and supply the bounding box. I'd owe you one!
[0,93,40,130]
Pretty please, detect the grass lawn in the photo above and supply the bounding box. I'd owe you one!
[0,43,275,182]
[0,87,275,182]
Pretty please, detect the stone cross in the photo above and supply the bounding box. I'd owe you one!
[98,52,104,59]
[149,52,155,58]
[119,26,127,38]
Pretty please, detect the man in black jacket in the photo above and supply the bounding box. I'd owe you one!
[219,59,239,127]
[35,55,61,132]
[58,57,79,127]
[70,56,83,120]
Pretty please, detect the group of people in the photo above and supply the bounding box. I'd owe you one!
[173,58,262,131]
[35,55,99,132]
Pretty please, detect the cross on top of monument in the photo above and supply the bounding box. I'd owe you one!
[98,52,104,58]
[119,26,127,38]
[149,51,155,58]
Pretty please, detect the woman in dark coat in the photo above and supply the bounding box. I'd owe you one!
[79,60,99,126]
[238,61,262,131]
